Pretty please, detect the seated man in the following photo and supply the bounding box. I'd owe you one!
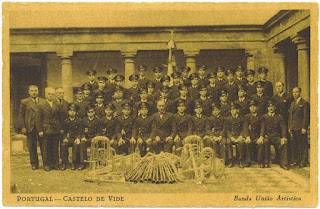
[191,101,210,144]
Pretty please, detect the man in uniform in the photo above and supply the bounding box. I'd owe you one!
[150,100,176,154]
[85,69,98,90]
[106,68,117,99]
[129,74,141,103]
[234,66,247,87]
[114,74,131,100]
[137,65,150,88]
[288,87,310,168]
[94,92,105,119]
[152,67,164,91]
[180,66,192,87]
[197,65,209,86]
[261,100,289,170]
[195,85,213,117]
[19,85,44,170]
[188,73,200,100]
[106,68,118,85]
[224,68,238,102]
[133,87,156,116]
[74,88,90,119]
[37,87,62,171]
[251,81,269,116]
[174,84,194,115]
[216,66,227,88]
[158,86,175,113]
[207,71,220,104]
[146,81,157,103]
[81,83,94,103]
[170,72,182,100]
[111,86,131,117]
[93,76,110,104]
[258,67,273,99]
[219,89,231,118]
[235,85,250,116]
[191,101,210,139]
[245,69,257,97]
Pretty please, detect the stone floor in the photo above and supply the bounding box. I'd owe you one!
[10,153,310,194]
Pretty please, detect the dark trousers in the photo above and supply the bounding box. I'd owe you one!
[79,141,91,164]
[265,136,288,166]
[291,130,308,165]
[26,129,43,167]
[204,137,226,160]
[226,138,248,163]
[42,134,59,167]
[61,141,80,164]
[137,140,147,157]
[152,138,174,154]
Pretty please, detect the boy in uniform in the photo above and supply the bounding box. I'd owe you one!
[207,71,220,104]
[245,69,257,97]
[235,85,250,116]
[258,67,273,99]
[80,105,101,170]
[180,66,192,87]
[197,65,209,86]
[205,103,226,160]
[81,83,94,103]
[129,74,141,103]
[195,85,213,117]
[215,66,227,88]
[152,67,164,91]
[188,73,200,100]
[74,88,90,119]
[137,65,150,88]
[60,103,82,171]
[191,101,210,140]
[170,72,182,99]
[173,99,193,156]
[111,86,131,117]
[234,66,247,87]
[106,68,117,85]
[251,81,269,116]
[117,102,137,155]
[219,89,231,118]
[99,103,119,154]
[146,81,157,103]
[85,69,98,90]
[158,86,175,113]
[94,92,105,119]
[174,84,194,115]
[114,74,131,100]
[224,68,238,102]
[93,76,110,104]
[133,87,155,116]
[224,103,246,168]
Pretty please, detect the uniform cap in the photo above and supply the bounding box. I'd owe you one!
[207,72,217,78]
[129,74,139,81]
[81,83,92,90]
[235,66,245,72]
[176,99,186,106]
[248,100,258,107]
[138,65,147,71]
[216,66,225,73]
[160,75,171,83]
[219,89,228,97]
[189,73,199,80]
[226,69,235,76]
[139,87,148,94]
[181,66,191,73]
[258,67,269,74]
[97,76,108,82]
[86,69,97,76]
[198,65,207,70]
[95,91,105,98]
[114,86,124,92]
[245,69,255,77]
[237,84,247,92]
[153,67,163,73]
[139,102,150,110]
[171,72,181,79]
[178,84,188,91]
[73,87,83,94]
[211,103,221,109]
[121,102,133,109]
[114,75,125,82]
[256,81,265,88]
[105,103,116,111]
[194,101,203,108]
[85,104,96,112]
[267,99,276,107]
[160,86,170,93]
[106,68,118,75]
[230,102,242,110]
[146,81,156,88]
[198,84,208,91]
[68,103,79,112]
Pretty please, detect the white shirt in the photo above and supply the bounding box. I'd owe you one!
[239,97,245,102]
[278,91,285,97]
[295,97,302,104]
[268,113,275,117]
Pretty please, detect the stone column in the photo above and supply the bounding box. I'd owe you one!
[245,50,255,70]
[292,35,310,101]
[122,52,136,88]
[57,51,73,102]
[273,46,286,85]
[184,51,199,74]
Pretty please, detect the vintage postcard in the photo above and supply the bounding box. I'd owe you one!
[2,2,318,207]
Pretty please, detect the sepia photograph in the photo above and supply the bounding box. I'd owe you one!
[2,2,318,207]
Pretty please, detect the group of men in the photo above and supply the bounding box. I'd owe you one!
[18,65,310,172]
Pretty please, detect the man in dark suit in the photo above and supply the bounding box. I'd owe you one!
[258,67,273,99]
[272,82,293,123]
[36,87,62,171]
[94,92,105,119]
[174,84,194,115]
[180,66,192,87]
[133,87,156,116]
[157,86,176,113]
[150,100,177,154]
[261,100,289,170]
[288,87,310,168]
[111,86,131,117]
[114,74,131,100]
[137,65,150,89]
[55,87,69,121]
[84,69,98,90]
[195,85,213,117]
[191,101,210,139]
[219,89,231,118]
[129,74,141,103]
[18,85,44,170]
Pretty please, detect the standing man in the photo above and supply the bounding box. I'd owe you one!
[114,74,131,100]
[197,65,209,87]
[288,87,310,168]
[234,66,247,87]
[85,69,98,90]
[245,69,257,97]
[180,66,192,87]
[272,82,293,123]
[137,65,150,88]
[257,67,273,99]
[215,66,227,88]
[224,68,238,102]
[18,85,44,170]
[55,87,69,122]
[36,87,62,171]
[152,67,164,91]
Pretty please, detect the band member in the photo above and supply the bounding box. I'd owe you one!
[216,66,227,88]
[37,87,62,171]
[129,74,141,103]
[224,68,238,102]
[258,67,273,99]
[174,84,194,115]
[191,101,210,139]
[60,103,82,171]
[150,100,176,154]
[288,87,310,168]
[234,66,247,87]
[251,81,269,116]
[261,100,289,170]
[94,92,105,119]
[93,76,110,104]
[18,85,44,170]
[207,72,220,104]
[133,87,156,116]
[243,100,265,168]
[111,86,131,117]
[173,99,193,156]
[180,66,192,87]
[146,81,157,102]
[99,103,119,154]
[114,74,131,100]
[80,105,101,170]
[219,89,231,118]
[152,67,164,91]
[197,65,209,86]
[158,86,175,113]
[85,69,98,90]
[195,85,212,117]
[235,85,250,116]
[188,73,200,100]
[205,103,226,160]
[224,102,246,168]
[74,88,90,119]
[81,83,94,103]
[55,87,69,121]
[137,65,150,88]
[135,102,153,156]
[106,68,117,85]
[272,81,293,123]
[245,69,257,97]
[170,72,182,100]
[106,69,117,100]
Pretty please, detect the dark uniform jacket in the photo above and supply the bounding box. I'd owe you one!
[99,116,119,140]
[234,77,247,87]
[234,97,250,116]
[129,87,140,103]
[95,103,106,119]
[220,102,231,118]
[104,83,117,103]
[93,88,109,105]
[223,82,238,102]
[86,81,99,90]
[110,98,131,117]
[181,77,192,87]
[224,115,244,138]
[117,115,137,140]
[174,113,193,140]
[272,92,293,122]
[62,117,82,143]
[243,113,262,139]
[206,115,226,137]
[135,115,153,140]
[169,84,181,100]
[36,100,62,135]
[173,96,194,115]
[74,99,90,119]
[133,100,156,117]
[245,82,256,97]
[157,98,176,114]
[188,86,200,100]
[150,112,176,140]
[56,98,69,123]
[198,76,210,87]
[250,93,268,116]
[81,116,101,140]
[138,77,150,89]
[260,80,273,99]
[216,78,228,88]
[18,97,44,133]
[147,93,158,103]
[207,84,220,104]
[83,93,95,104]
[261,113,286,138]
[288,98,310,131]
[195,97,213,117]
[153,78,162,92]
[191,115,208,138]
